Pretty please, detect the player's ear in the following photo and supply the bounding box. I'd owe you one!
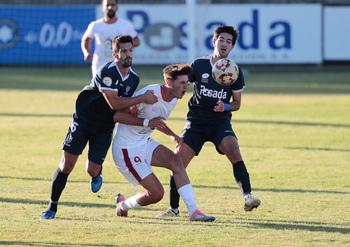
[166,79,171,86]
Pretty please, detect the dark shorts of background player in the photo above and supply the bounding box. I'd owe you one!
[61,118,114,165]
[181,118,237,155]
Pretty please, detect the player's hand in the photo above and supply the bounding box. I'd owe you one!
[143,90,158,104]
[84,53,93,62]
[173,136,183,146]
[149,116,166,129]
[129,105,140,117]
[214,98,224,112]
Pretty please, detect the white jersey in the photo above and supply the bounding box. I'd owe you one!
[84,18,138,75]
[114,84,177,148]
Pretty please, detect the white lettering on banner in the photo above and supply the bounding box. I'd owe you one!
[25,21,84,48]
[200,85,227,99]
[115,4,322,64]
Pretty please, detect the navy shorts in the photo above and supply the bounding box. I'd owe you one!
[180,118,237,155]
[62,119,114,165]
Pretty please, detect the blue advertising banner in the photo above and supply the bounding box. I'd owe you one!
[0,6,95,64]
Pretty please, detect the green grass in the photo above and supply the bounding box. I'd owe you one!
[0,66,349,246]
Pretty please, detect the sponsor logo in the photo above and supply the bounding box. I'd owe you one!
[201,73,210,83]
[0,19,20,49]
[103,77,112,87]
[202,73,210,79]
[199,85,228,99]
[138,128,152,134]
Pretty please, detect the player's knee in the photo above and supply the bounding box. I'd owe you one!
[225,147,241,160]
[169,155,184,174]
[86,165,101,177]
[149,187,164,203]
[59,158,74,174]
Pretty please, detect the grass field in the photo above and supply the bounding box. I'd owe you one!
[0,66,349,246]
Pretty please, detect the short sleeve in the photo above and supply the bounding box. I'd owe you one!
[85,22,95,39]
[95,67,119,91]
[231,67,245,92]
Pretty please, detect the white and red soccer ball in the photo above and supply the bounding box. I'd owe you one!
[212,58,239,86]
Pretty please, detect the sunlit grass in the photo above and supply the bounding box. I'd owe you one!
[0,67,349,246]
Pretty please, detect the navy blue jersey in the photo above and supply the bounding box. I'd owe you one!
[187,55,245,121]
[74,61,140,127]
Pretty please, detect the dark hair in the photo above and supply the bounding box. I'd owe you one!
[212,26,239,45]
[163,63,193,81]
[101,0,118,4]
[112,35,133,52]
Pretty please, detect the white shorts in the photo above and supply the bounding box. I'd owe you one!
[112,138,160,187]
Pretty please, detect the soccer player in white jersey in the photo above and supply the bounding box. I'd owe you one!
[112,64,215,222]
[81,0,140,77]
[157,26,261,218]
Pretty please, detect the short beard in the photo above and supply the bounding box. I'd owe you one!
[122,61,132,68]
[107,11,115,19]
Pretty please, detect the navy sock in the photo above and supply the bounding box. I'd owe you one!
[233,161,251,195]
[48,167,69,212]
[169,175,180,209]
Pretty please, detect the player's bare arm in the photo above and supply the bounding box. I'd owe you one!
[230,91,242,111]
[113,110,166,129]
[157,126,183,145]
[102,89,158,110]
[81,33,93,61]
[214,91,242,112]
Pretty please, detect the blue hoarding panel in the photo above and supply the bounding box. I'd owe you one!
[0,6,95,64]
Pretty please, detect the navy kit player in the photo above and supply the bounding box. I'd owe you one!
[40,35,157,220]
[112,64,215,222]
[157,26,260,218]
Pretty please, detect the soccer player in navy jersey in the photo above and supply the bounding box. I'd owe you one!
[157,26,260,218]
[40,35,157,220]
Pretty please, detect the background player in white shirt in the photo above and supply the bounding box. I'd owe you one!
[112,64,215,222]
[81,0,140,77]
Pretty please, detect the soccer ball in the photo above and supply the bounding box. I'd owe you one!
[212,58,239,86]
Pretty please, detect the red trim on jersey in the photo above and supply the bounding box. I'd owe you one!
[103,17,118,24]
[122,148,142,182]
[160,85,166,101]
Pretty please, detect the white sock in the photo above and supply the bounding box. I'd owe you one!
[120,195,141,211]
[177,184,198,216]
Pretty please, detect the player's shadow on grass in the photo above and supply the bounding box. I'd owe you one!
[235,218,350,234]
[1,176,348,195]
[190,184,350,194]
[0,176,125,185]
[0,196,159,213]
[0,196,115,209]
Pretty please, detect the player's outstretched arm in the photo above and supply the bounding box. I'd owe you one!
[157,125,183,146]
[113,111,166,130]
[102,90,158,111]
